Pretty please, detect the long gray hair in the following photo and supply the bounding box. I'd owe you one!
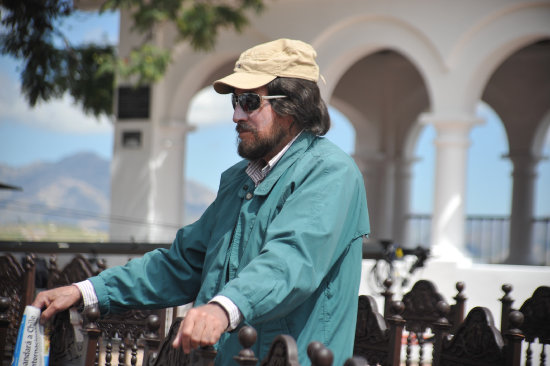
[267,77,331,136]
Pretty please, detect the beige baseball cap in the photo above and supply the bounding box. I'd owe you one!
[213,38,320,94]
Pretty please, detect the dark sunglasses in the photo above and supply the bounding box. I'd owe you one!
[231,93,287,112]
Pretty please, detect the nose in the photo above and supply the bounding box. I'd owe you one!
[233,104,248,123]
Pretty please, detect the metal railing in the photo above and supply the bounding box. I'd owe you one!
[405,214,550,265]
[2,215,548,266]
[532,217,550,266]
[466,215,509,264]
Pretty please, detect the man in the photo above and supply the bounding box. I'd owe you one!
[32,38,370,365]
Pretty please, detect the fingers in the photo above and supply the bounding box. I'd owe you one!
[182,313,202,352]
[172,304,229,354]
[39,297,61,324]
[32,285,82,324]
[173,308,210,353]
[31,291,50,311]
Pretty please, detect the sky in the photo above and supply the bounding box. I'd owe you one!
[0,10,549,217]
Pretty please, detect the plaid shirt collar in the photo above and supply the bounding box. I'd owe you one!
[245,131,303,186]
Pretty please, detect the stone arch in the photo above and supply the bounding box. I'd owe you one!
[328,96,364,153]
[403,119,427,163]
[533,114,550,219]
[533,110,550,219]
[329,49,430,156]
[481,39,550,154]
[466,102,512,216]
[164,33,276,125]
[449,3,550,113]
[163,55,234,125]
[311,14,443,108]
[325,42,430,241]
[533,109,550,157]
[329,96,378,157]
[476,33,550,264]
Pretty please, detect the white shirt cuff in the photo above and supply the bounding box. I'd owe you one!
[74,280,99,308]
[74,281,243,331]
[209,295,243,331]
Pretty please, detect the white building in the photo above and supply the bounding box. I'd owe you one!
[104,0,550,269]
[59,1,550,345]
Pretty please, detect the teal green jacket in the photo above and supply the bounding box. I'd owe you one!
[89,132,370,365]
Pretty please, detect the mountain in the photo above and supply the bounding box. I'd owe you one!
[0,152,216,235]
[185,180,218,221]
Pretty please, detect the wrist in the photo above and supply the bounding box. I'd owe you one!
[208,295,242,331]
[210,302,230,331]
[70,284,84,311]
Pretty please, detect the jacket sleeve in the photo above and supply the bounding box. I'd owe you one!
[89,200,218,315]
[218,155,369,323]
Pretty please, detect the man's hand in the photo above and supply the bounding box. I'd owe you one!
[31,285,82,324]
[172,303,229,353]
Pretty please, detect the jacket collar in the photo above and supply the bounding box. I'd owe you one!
[253,132,316,196]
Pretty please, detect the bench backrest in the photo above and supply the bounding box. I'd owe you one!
[432,304,523,366]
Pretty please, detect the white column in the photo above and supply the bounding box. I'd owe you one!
[110,120,157,242]
[421,114,481,262]
[393,158,415,247]
[109,121,189,243]
[148,123,189,243]
[505,153,539,265]
[354,154,394,241]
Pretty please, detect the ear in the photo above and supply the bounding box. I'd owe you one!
[278,113,297,133]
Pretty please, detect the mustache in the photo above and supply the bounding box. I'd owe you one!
[236,123,256,134]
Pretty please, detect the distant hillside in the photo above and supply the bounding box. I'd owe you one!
[0,152,216,237]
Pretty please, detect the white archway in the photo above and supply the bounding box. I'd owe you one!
[311,15,443,106]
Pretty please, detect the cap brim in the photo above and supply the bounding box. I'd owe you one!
[213,72,277,94]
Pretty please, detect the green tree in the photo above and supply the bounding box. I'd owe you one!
[0,0,264,117]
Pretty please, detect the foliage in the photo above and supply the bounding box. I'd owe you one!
[0,223,108,242]
[111,44,172,85]
[0,0,265,117]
